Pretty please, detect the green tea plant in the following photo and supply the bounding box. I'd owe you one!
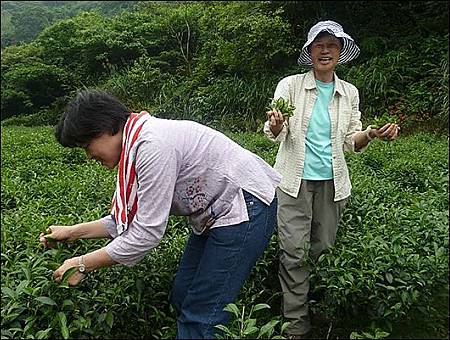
[1,126,448,339]
[350,327,390,339]
[370,113,398,129]
[215,302,290,339]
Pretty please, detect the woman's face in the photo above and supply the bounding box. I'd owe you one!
[310,33,342,73]
[83,131,122,169]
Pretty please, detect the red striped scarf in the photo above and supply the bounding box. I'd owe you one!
[111,111,150,235]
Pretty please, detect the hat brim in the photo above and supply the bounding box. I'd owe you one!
[297,30,360,67]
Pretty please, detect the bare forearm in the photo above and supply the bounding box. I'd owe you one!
[71,220,111,240]
[83,247,118,272]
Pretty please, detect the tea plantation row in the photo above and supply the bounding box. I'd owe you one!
[1,126,448,339]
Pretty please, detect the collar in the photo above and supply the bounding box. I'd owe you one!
[305,69,346,97]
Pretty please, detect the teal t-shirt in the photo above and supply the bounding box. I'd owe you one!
[302,79,334,180]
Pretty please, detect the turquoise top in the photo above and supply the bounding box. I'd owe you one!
[302,79,334,180]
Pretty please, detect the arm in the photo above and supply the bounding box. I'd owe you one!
[102,137,178,266]
[353,126,375,152]
[354,123,400,152]
[264,78,291,142]
[39,219,112,248]
[347,87,400,153]
[51,137,179,285]
[71,219,112,239]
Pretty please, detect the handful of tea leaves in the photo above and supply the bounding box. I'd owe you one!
[267,97,295,117]
[372,113,397,129]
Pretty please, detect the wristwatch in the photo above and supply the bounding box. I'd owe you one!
[77,255,86,273]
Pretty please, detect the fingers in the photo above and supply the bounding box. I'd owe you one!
[267,109,284,127]
[39,232,46,247]
[39,226,55,248]
[378,123,400,140]
[53,268,62,283]
[39,231,52,248]
[53,265,85,286]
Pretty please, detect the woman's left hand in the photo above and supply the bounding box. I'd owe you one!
[371,123,400,141]
[53,257,86,286]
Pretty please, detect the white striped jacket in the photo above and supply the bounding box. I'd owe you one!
[264,69,371,201]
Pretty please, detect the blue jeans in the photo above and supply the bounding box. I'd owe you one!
[170,190,277,339]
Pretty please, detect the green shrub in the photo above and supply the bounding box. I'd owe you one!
[1,127,448,339]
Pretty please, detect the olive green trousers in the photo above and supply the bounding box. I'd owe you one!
[277,180,347,335]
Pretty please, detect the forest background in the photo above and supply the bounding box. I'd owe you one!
[1,0,448,132]
[1,1,449,339]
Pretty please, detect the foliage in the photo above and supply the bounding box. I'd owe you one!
[1,126,448,339]
[1,1,448,132]
[1,61,70,119]
[0,1,139,47]
[343,34,449,131]
[267,97,296,117]
[350,327,390,339]
[215,302,290,339]
[307,133,449,335]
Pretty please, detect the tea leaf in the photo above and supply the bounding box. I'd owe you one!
[253,303,270,312]
[105,311,114,329]
[267,97,295,117]
[223,303,240,318]
[35,296,57,306]
[45,262,61,271]
[57,312,69,339]
[60,267,78,286]
[386,272,394,284]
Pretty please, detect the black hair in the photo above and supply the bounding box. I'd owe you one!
[55,89,130,148]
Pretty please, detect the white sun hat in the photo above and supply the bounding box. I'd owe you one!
[297,20,360,67]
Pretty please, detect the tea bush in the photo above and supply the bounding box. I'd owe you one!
[1,126,448,339]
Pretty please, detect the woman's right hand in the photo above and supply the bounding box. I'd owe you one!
[266,109,286,136]
[39,225,76,248]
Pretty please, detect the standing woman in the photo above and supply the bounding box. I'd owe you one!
[264,20,400,338]
[39,89,281,339]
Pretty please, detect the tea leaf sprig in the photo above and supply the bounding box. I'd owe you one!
[267,97,295,117]
[372,113,397,129]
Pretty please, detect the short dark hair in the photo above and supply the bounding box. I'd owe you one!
[55,89,130,148]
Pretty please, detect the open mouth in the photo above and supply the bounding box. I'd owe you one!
[318,57,333,63]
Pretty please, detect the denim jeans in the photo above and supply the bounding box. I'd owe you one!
[170,190,277,339]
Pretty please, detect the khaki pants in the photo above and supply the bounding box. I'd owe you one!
[277,180,347,335]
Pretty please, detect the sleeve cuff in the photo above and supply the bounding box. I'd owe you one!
[99,215,118,239]
[263,121,288,142]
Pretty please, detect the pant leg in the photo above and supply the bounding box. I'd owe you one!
[176,191,277,339]
[170,233,207,315]
[310,180,348,260]
[277,184,314,335]
[278,180,348,335]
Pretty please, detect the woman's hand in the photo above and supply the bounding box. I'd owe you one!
[39,225,76,248]
[267,109,286,137]
[370,123,400,141]
[53,257,86,286]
